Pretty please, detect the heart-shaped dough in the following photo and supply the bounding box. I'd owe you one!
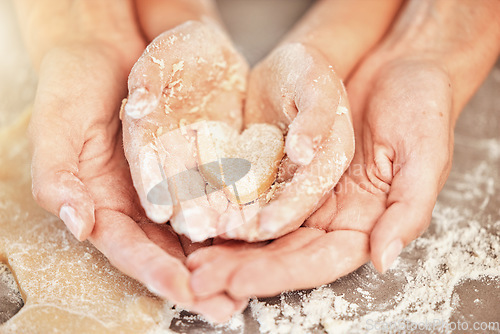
[196,121,284,204]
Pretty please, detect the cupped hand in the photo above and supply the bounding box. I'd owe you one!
[186,52,454,299]
[121,20,250,243]
[215,43,355,242]
[27,2,245,321]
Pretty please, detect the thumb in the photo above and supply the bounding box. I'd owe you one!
[29,50,99,241]
[286,47,347,165]
[30,114,95,241]
[30,125,96,241]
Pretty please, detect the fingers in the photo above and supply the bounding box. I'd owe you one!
[162,133,221,242]
[186,240,266,272]
[89,209,194,305]
[188,228,325,298]
[370,157,444,273]
[90,208,248,322]
[191,230,368,299]
[239,231,367,297]
[189,294,248,323]
[139,222,186,261]
[216,201,263,241]
[30,113,94,241]
[230,230,368,298]
[171,205,220,243]
[124,139,174,224]
[142,225,249,322]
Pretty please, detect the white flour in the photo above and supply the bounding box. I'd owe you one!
[249,161,500,333]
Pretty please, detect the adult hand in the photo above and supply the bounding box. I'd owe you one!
[20,0,246,321]
[186,0,500,299]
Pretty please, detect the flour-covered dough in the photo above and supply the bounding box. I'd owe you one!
[0,111,174,334]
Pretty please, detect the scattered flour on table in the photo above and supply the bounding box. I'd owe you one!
[249,157,500,333]
[250,205,499,333]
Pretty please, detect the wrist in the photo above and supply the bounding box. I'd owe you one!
[135,0,222,41]
[378,0,500,119]
[280,0,403,80]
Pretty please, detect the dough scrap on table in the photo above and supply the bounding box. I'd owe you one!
[0,110,174,334]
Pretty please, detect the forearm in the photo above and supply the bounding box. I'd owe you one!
[135,0,222,41]
[280,0,404,79]
[14,0,142,69]
[380,0,500,119]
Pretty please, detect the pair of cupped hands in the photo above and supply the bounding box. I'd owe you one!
[26,2,456,322]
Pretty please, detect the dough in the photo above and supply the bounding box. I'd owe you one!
[0,110,174,333]
[197,121,284,204]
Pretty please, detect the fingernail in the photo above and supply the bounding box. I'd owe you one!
[59,205,84,240]
[125,87,157,119]
[287,134,314,165]
[381,239,403,273]
[140,146,173,223]
[190,268,213,297]
[147,283,164,296]
[233,299,249,313]
[148,278,194,305]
